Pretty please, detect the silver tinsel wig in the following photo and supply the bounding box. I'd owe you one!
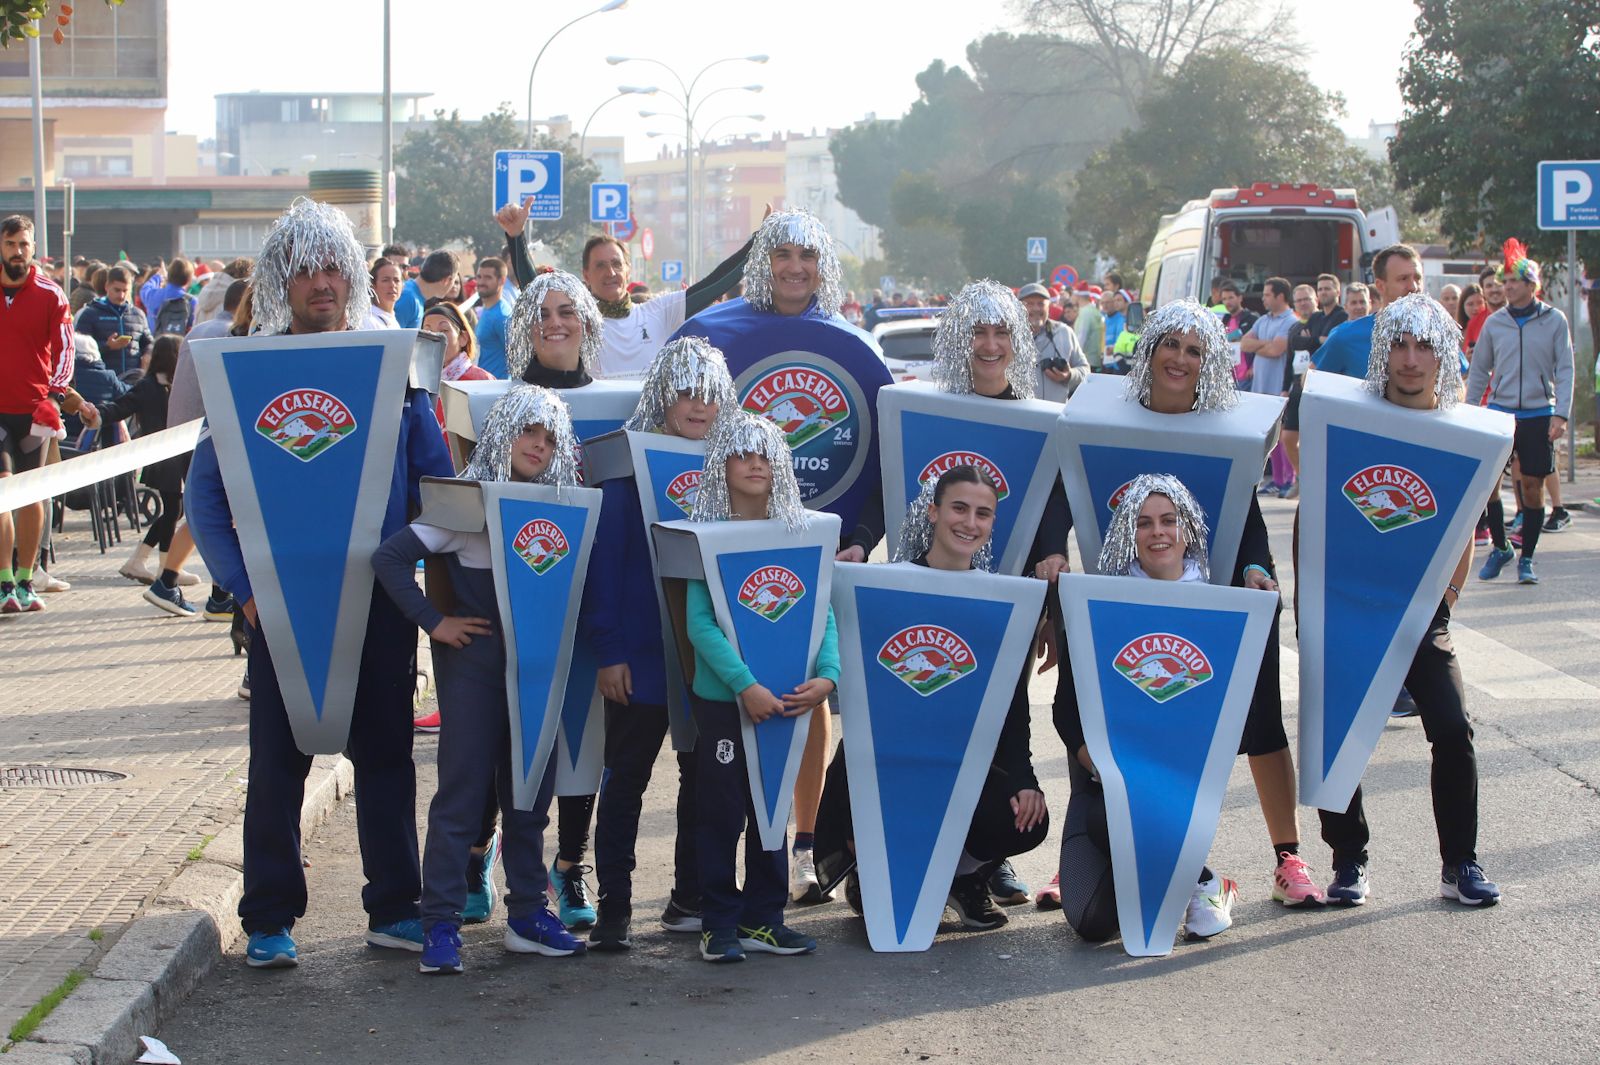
[1097,473,1211,580]
[506,269,603,380]
[741,209,843,318]
[624,336,736,432]
[1124,299,1238,412]
[1364,293,1463,410]
[892,475,996,572]
[691,411,807,531]
[252,198,371,335]
[461,384,580,487]
[931,280,1037,399]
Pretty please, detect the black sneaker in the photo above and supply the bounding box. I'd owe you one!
[659,895,703,933]
[699,927,745,963]
[947,871,1008,930]
[143,581,197,617]
[988,859,1030,905]
[1441,860,1500,906]
[589,900,632,952]
[1543,507,1571,533]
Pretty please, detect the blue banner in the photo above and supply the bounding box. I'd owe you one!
[1078,445,1231,560]
[673,298,891,529]
[192,331,416,754]
[1059,574,1276,956]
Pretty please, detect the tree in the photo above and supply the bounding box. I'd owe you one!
[2,0,128,47]
[394,104,599,262]
[1072,46,1392,269]
[1014,0,1267,117]
[1390,0,1600,360]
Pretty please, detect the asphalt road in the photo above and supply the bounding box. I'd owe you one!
[158,497,1600,1064]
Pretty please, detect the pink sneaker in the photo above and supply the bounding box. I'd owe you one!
[1034,872,1062,910]
[1272,852,1327,907]
[412,709,441,733]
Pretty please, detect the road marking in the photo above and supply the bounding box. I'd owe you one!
[1277,625,1594,702]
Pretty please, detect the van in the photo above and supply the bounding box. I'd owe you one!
[1139,183,1401,312]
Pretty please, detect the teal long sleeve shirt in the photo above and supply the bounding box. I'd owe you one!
[685,578,840,702]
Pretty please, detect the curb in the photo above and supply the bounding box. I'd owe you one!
[17,755,354,1065]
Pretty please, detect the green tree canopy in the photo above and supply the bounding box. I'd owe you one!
[395,104,598,261]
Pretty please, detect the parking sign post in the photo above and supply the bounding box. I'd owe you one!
[494,149,564,219]
[1536,160,1599,484]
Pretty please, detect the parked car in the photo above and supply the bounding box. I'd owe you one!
[872,308,943,382]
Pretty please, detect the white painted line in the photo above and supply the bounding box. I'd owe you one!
[1450,622,1596,700]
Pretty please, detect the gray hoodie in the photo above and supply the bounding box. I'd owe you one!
[1464,301,1573,419]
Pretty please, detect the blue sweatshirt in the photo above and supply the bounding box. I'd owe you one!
[685,579,840,703]
[578,476,669,705]
[187,387,452,605]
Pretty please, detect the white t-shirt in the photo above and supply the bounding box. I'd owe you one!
[411,523,492,570]
[597,291,687,379]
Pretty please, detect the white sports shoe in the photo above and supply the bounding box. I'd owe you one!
[1184,873,1239,940]
[789,848,823,904]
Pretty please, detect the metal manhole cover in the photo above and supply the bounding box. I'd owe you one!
[0,766,127,788]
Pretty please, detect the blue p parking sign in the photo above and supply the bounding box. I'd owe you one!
[1538,161,1600,230]
[494,150,563,219]
[661,259,684,284]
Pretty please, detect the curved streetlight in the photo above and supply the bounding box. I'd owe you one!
[525,0,629,148]
[579,86,658,158]
[693,114,766,258]
[608,53,769,276]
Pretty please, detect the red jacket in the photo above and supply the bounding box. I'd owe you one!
[0,266,73,415]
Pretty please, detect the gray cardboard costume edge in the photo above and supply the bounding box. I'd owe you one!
[191,329,419,755]
[877,381,1061,576]
[481,480,604,810]
[1059,573,1277,957]
[652,514,842,850]
[1055,373,1283,583]
[831,561,1045,951]
[1296,372,1513,811]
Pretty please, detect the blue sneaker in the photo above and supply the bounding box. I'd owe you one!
[1326,862,1370,906]
[548,862,596,930]
[1517,558,1538,584]
[1441,861,1500,906]
[419,922,463,974]
[505,906,588,956]
[366,917,425,952]
[1390,687,1420,719]
[246,928,298,968]
[1478,546,1514,580]
[736,923,817,955]
[463,832,499,924]
[699,928,746,963]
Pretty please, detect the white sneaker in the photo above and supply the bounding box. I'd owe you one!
[173,569,202,587]
[789,848,822,904]
[119,546,157,585]
[1184,874,1238,940]
[35,569,70,593]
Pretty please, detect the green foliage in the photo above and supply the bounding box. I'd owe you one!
[7,970,84,1043]
[1073,46,1393,269]
[832,35,1131,291]
[2,1,126,47]
[395,104,599,260]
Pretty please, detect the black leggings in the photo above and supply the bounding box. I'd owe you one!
[471,786,596,867]
[1318,601,1479,867]
[1058,758,1118,942]
[142,488,182,551]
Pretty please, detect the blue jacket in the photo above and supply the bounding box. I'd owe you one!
[187,386,452,605]
[395,279,424,330]
[74,297,153,377]
[578,476,668,705]
[66,354,130,437]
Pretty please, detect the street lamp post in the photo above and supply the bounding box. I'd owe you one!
[693,114,764,259]
[609,53,767,278]
[526,0,629,149]
[579,86,658,161]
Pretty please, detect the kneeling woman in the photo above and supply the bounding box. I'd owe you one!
[815,464,1051,932]
[372,384,590,975]
[1054,474,1240,943]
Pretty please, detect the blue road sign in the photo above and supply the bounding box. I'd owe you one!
[590,182,629,224]
[494,150,563,219]
[1538,161,1600,230]
[1027,237,1048,263]
[661,259,685,283]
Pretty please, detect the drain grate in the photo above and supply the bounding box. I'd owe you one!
[0,766,127,788]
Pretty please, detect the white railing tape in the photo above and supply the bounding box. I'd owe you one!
[0,419,203,512]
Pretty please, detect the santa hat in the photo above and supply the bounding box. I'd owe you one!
[30,398,64,443]
[1500,238,1541,286]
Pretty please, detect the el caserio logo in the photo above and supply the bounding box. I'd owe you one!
[256,389,357,462]
[918,451,1009,501]
[665,469,702,517]
[737,566,806,622]
[1114,632,1213,703]
[513,519,569,575]
[1343,464,1437,532]
[877,625,976,697]
[742,366,851,450]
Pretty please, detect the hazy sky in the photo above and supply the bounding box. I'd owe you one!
[166,0,1416,155]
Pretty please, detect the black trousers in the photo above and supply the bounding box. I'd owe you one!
[690,695,788,932]
[1058,758,1118,942]
[1318,601,1479,868]
[594,699,699,908]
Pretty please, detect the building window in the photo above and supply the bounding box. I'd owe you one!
[38,6,159,80]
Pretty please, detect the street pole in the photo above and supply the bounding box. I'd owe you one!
[685,113,695,280]
[29,30,48,261]
[60,179,74,279]
[1568,229,1578,484]
[381,0,393,245]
